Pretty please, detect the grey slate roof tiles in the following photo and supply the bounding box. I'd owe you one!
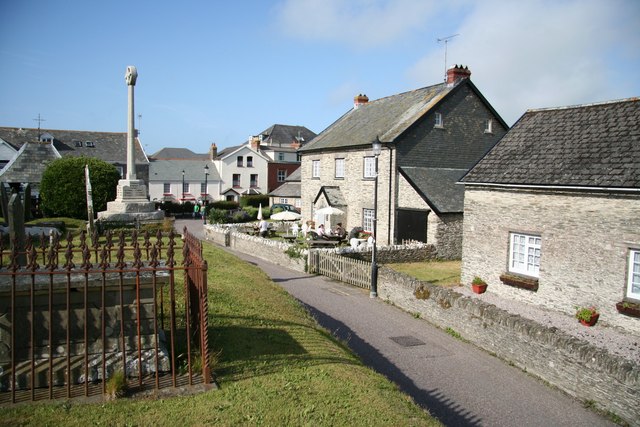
[462,98,640,189]
[400,167,468,213]
[299,83,452,151]
[0,127,148,163]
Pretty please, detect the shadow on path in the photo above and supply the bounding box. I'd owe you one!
[299,301,483,427]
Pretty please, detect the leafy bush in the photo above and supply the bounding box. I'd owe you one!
[230,210,250,223]
[208,208,228,224]
[210,200,239,210]
[40,157,120,219]
[240,195,269,208]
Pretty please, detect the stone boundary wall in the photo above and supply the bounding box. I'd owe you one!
[203,224,638,424]
[378,267,639,425]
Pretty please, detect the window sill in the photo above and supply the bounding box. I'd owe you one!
[616,301,640,318]
[434,125,445,130]
[499,272,539,291]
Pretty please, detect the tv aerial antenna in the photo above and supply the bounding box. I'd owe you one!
[33,113,46,139]
[437,34,460,81]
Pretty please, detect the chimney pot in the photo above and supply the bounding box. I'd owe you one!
[354,94,369,109]
[446,65,472,85]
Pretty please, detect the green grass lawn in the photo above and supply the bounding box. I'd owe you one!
[387,260,462,288]
[0,240,440,426]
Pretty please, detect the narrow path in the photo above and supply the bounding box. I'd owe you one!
[177,219,613,426]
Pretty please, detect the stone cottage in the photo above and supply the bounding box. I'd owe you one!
[298,65,508,258]
[460,97,640,334]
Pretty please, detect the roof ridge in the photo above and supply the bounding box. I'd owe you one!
[526,96,639,114]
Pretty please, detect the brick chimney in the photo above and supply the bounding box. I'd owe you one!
[446,65,471,85]
[209,142,217,160]
[250,135,261,151]
[354,94,369,109]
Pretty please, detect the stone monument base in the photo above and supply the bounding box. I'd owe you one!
[97,179,164,222]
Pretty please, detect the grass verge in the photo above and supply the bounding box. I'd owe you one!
[0,241,440,426]
[387,260,461,287]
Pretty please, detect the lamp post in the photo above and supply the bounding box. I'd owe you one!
[370,137,382,298]
[203,164,209,224]
[181,170,185,203]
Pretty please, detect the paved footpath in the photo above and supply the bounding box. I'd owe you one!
[178,220,613,427]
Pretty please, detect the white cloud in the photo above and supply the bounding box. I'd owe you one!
[407,0,640,125]
[274,0,439,49]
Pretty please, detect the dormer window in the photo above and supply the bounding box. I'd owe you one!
[434,112,444,128]
[74,141,83,147]
[85,141,95,147]
[484,119,493,134]
[39,132,54,143]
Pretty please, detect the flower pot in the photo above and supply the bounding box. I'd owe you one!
[579,313,599,326]
[616,301,640,318]
[472,283,487,294]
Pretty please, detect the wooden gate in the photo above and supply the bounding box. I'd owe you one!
[309,251,371,290]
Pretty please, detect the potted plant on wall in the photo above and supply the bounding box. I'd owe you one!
[575,306,599,326]
[616,301,640,318]
[471,277,488,294]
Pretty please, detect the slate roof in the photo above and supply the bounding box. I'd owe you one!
[0,142,60,186]
[268,167,301,198]
[399,167,468,214]
[313,186,347,207]
[0,127,148,164]
[462,97,640,189]
[149,159,220,181]
[150,147,207,160]
[257,124,316,148]
[299,83,456,152]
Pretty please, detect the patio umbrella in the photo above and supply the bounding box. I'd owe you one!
[257,203,263,220]
[315,206,345,216]
[270,210,302,221]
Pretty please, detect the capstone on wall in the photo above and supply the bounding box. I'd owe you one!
[461,187,640,334]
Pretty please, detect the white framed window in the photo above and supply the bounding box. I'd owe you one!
[627,249,640,300]
[435,112,443,128]
[247,156,253,167]
[509,233,541,277]
[278,152,285,161]
[484,119,493,134]
[200,182,207,194]
[279,198,288,204]
[335,158,345,178]
[277,169,287,182]
[163,183,171,194]
[250,174,258,188]
[237,156,243,167]
[312,160,320,178]
[232,174,241,187]
[363,157,375,178]
[363,209,374,232]
[182,182,190,194]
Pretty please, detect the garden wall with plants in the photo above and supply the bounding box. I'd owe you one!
[377,268,639,425]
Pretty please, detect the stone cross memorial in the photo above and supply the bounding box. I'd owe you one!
[98,66,163,222]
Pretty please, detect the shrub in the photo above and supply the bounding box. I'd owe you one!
[210,200,239,210]
[240,195,269,208]
[230,210,250,223]
[40,157,120,219]
[208,209,228,224]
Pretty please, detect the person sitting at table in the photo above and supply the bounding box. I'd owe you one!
[333,223,346,239]
[317,224,328,239]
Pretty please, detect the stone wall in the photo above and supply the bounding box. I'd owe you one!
[377,267,639,425]
[461,187,640,335]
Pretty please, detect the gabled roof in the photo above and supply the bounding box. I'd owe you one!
[285,167,301,182]
[313,186,346,207]
[150,147,207,160]
[399,167,468,214]
[299,80,489,152]
[257,124,316,147]
[0,127,148,164]
[269,167,301,197]
[0,142,61,185]
[215,143,270,162]
[149,159,219,181]
[462,97,640,189]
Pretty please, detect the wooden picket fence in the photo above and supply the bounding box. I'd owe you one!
[309,251,371,290]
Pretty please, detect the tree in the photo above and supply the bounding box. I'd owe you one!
[40,156,120,219]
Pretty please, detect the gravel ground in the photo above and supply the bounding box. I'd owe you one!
[455,286,640,365]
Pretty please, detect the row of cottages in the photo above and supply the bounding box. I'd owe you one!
[460,97,640,333]
[298,66,508,258]
[147,124,314,205]
[0,127,149,193]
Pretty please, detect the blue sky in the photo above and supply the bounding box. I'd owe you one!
[1,0,638,155]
